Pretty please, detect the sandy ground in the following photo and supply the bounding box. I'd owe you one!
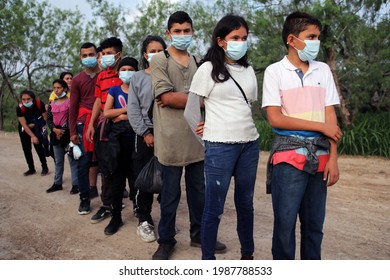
[0,130,389,260]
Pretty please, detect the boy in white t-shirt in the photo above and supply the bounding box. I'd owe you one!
[262,11,343,260]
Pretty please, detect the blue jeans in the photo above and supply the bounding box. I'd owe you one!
[77,124,92,199]
[271,163,327,260]
[157,161,205,244]
[52,144,78,186]
[202,140,259,260]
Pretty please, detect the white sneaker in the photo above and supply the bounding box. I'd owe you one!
[137,221,156,243]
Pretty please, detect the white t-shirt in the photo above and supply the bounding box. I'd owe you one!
[189,61,259,143]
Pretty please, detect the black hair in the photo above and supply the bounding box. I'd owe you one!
[282,11,322,49]
[203,14,249,83]
[19,89,35,100]
[100,37,123,53]
[59,71,73,80]
[80,42,97,53]
[167,11,193,31]
[52,79,69,92]
[140,35,167,69]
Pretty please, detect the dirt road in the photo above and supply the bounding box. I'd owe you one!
[0,131,389,260]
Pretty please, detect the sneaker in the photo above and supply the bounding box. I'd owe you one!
[90,206,111,224]
[70,185,79,195]
[23,169,36,176]
[89,186,98,199]
[46,184,63,193]
[190,237,227,254]
[41,167,49,176]
[78,198,91,215]
[104,216,123,235]
[137,221,156,242]
[152,243,175,260]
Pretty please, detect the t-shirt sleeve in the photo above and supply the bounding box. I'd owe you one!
[262,64,281,108]
[150,53,175,98]
[16,105,23,117]
[188,62,215,98]
[39,99,46,113]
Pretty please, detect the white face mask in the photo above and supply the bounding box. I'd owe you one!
[55,91,67,99]
[119,70,135,84]
[147,53,157,63]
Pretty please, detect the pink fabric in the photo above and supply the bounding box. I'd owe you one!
[51,99,70,127]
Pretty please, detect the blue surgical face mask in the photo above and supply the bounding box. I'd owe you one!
[101,54,118,69]
[81,57,97,68]
[119,70,135,84]
[147,53,157,63]
[224,40,248,61]
[171,35,193,50]
[23,101,33,108]
[293,37,320,62]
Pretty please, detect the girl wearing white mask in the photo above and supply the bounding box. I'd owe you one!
[127,35,166,243]
[187,14,259,260]
[46,79,78,194]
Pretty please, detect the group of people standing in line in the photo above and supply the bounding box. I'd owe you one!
[16,10,342,260]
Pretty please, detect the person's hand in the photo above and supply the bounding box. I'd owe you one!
[155,97,166,108]
[54,128,65,140]
[70,134,80,145]
[322,123,343,143]
[28,123,35,129]
[144,133,154,148]
[112,114,128,123]
[31,136,39,145]
[324,158,339,187]
[86,125,95,142]
[195,122,204,136]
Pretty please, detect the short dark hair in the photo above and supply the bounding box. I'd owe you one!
[52,79,69,92]
[80,42,97,53]
[100,37,123,53]
[203,14,250,83]
[140,35,167,69]
[282,11,322,49]
[59,71,73,80]
[167,11,193,31]
[19,90,35,100]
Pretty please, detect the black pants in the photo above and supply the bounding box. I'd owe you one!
[19,127,47,171]
[109,123,135,217]
[133,133,155,225]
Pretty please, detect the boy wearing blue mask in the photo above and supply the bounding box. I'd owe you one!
[262,11,343,259]
[87,37,125,224]
[150,11,226,260]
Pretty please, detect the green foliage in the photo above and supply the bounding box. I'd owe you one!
[338,112,390,158]
[255,119,274,151]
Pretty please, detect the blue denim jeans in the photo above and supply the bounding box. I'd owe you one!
[201,140,259,260]
[52,144,78,186]
[157,161,205,244]
[271,163,327,260]
[77,124,92,199]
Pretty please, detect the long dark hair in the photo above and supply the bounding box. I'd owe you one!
[203,14,249,83]
[140,35,167,70]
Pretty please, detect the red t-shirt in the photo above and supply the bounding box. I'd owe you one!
[94,69,122,110]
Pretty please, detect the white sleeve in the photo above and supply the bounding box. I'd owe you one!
[189,62,215,98]
[184,92,204,146]
[262,65,281,108]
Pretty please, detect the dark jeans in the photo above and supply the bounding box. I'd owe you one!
[133,134,155,225]
[77,124,92,200]
[18,126,47,171]
[157,161,205,244]
[201,140,259,260]
[271,163,327,260]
